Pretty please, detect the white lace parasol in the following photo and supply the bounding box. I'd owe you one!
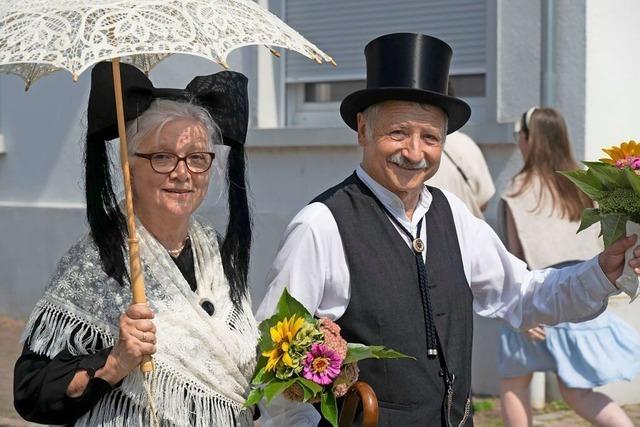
[0,0,334,87]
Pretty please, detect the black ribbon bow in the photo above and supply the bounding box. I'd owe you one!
[87,61,249,147]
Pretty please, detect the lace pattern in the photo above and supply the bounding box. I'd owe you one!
[0,0,333,86]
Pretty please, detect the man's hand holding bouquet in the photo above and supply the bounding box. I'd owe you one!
[562,140,640,300]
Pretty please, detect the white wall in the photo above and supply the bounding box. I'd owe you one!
[582,4,640,402]
[585,0,640,161]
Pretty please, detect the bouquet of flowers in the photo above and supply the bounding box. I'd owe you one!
[561,140,640,300]
[245,289,412,426]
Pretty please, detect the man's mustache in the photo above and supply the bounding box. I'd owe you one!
[388,153,430,170]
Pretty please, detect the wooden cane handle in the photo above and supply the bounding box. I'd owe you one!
[338,381,379,427]
[141,357,154,373]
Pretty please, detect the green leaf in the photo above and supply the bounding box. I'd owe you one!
[275,288,314,321]
[295,379,319,402]
[264,379,296,403]
[577,208,601,233]
[244,387,264,407]
[624,168,640,196]
[601,212,628,248]
[320,391,338,427]
[251,365,275,386]
[343,343,415,365]
[559,169,605,200]
[258,319,278,352]
[297,377,324,395]
[582,161,628,189]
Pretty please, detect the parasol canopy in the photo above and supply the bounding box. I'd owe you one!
[0,0,334,88]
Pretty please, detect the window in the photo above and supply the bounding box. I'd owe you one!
[284,0,488,127]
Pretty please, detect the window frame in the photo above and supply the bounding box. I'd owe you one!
[282,0,495,129]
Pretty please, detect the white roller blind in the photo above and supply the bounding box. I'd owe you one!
[285,0,487,83]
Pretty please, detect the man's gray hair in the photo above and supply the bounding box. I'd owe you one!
[126,99,222,161]
[360,101,449,142]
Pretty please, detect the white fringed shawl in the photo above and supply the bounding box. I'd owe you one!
[21,217,259,426]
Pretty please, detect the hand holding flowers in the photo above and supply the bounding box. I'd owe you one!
[245,289,412,426]
[561,140,640,299]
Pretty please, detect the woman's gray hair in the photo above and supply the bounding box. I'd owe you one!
[126,99,222,161]
[361,101,449,142]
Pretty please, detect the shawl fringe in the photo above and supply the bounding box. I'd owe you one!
[21,300,114,358]
[75,362,252,426]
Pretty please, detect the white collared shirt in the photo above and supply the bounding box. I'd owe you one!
[256,165,616,323]
[255,165,618,426]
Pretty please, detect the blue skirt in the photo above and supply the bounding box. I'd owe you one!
[497,311,640,388]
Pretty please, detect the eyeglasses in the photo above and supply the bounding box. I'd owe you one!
[134,152,215,174]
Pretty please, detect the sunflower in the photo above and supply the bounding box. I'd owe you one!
[262,314,305,372]
[600,140,640,165]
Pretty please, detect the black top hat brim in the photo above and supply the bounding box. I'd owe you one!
[340,87,471,134]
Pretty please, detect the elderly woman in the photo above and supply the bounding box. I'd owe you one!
[13,62,259,426]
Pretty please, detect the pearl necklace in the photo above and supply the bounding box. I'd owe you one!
[167,238,188,258]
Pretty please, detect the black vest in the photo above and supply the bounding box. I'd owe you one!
[313,174,474,426]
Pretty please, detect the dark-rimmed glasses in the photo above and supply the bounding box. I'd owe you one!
[134,152,215,174]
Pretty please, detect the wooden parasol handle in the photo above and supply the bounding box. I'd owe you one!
[111,59,154,373]
[338,381,379,427]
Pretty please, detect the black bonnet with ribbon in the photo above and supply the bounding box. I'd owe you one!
[88,61,248,147]
[85,62,252,307]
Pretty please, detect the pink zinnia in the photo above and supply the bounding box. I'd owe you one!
[616,158,630,169]
[630,157,640,170]
[302,343,343,385]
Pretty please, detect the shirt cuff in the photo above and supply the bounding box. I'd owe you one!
[76,347,112,373]
[585,255,622,297]
[63,347,116,415]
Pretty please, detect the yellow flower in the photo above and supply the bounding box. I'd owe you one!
[600,140,640,165]
[262,314,305,372]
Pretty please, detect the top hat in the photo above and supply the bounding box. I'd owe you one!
[340,33,471,134]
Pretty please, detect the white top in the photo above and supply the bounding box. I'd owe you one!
[255,165,618,427]
[427,131,496,218]
[501,174,603,270]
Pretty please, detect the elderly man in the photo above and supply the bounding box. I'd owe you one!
[256,33,639,426]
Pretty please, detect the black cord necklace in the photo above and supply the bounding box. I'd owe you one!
[369,195,439,358]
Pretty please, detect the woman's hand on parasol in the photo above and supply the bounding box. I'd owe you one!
[65,304,156,397]
[96,304,157,385]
